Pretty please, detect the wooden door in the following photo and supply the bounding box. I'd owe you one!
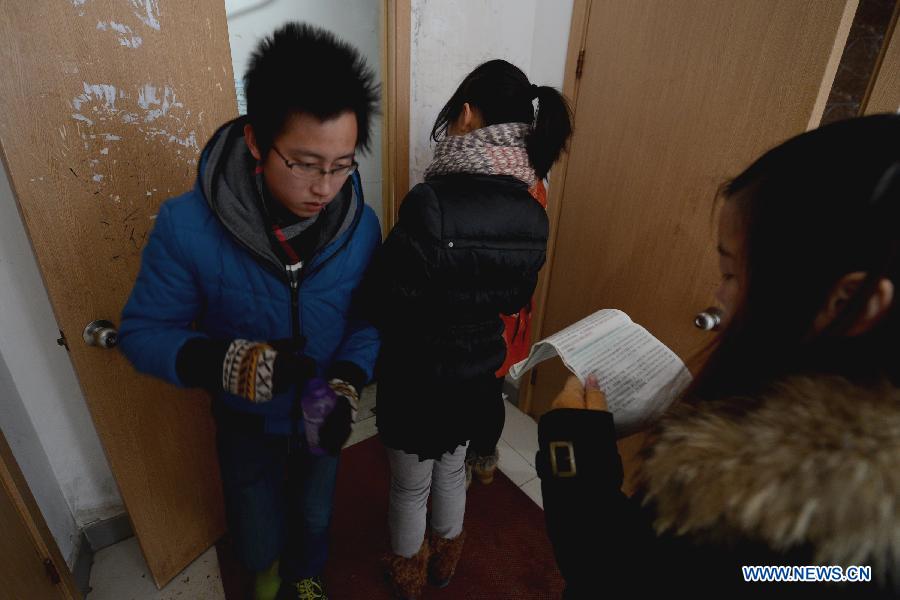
[864,2,900,114]
[523,0,856,489]
[0,1,237,587]
[0,428,80,600]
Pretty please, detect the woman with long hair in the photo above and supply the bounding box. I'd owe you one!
[539,114,900,598]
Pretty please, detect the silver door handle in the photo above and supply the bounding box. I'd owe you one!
[694,307,723,331]
[83,320,119,349]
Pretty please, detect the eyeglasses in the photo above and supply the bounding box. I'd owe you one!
[271,145,358,181]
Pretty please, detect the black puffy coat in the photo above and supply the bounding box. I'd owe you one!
[367,173,548,459]
[538,375,900,598]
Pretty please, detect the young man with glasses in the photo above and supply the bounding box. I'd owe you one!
[119,23,380,600]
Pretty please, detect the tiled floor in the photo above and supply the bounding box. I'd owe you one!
[498,399,542,508]
[86,389,542,598]
[86,537,223,599]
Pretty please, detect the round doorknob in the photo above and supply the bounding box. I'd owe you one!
[694,307,724,331]
[83,320,119,349]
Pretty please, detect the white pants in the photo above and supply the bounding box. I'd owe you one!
[386,443,468,557]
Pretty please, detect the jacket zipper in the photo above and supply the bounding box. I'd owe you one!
[282,215,357,449]
[286,262,303,344]
[286,261,304,448]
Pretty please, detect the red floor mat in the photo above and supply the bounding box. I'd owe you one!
[219,435,565,599]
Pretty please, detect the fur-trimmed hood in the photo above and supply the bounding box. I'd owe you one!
[640,375,900,577]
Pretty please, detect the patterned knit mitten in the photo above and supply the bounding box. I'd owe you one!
[222,340,278,403]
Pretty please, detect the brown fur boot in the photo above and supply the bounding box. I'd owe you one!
[428,528,466,588]
[474,448,499,485]
[382,538,430,600]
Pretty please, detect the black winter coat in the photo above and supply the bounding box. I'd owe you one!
[537,375,900,598]
[368,173,548,459]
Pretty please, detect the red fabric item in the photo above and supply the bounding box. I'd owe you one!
[217,435,566,599]
[497,302,533,378]
[496,179,547,377]
[324,436,565,599]
[529,178,548,211]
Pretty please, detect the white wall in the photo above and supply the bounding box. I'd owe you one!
[0,166,123,566]
[530,0,576,90]
[0,352,81,566]
[225,0,384,221]
[409,0,574,184]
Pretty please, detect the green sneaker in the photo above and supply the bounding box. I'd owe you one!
[276,576,329,600]
[254,561,281,600]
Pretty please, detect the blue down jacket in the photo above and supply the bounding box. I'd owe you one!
[119,118,381,434]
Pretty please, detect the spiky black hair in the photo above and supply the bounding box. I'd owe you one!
[244,22,379,154]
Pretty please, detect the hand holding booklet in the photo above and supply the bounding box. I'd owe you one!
[509,309,693,437]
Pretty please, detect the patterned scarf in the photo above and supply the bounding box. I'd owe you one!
[424,122,537,188]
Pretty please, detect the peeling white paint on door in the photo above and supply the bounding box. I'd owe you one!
[141,128,199,152]
[96,21,143,48]
[137,84,183,122]
[70,0,91,17]
[72,82,118,112]
[67,81,200,181]
[71,0,160,36]
[130,0,161,31]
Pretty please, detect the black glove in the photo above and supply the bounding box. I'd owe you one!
[176,337,315,403]
[318,395,353,455]
[267,339,317,394]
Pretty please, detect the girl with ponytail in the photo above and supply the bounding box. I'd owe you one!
[366,59,572,599]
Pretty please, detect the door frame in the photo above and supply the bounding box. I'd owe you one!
[862,0,900,114]
[382,0,411,234]
[0,427,81,599]
[520,0,590,416]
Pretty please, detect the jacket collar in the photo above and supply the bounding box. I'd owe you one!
[197,117,362,278]
[641,375,900,576]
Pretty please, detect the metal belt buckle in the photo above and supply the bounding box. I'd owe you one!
[549,441,577,478]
